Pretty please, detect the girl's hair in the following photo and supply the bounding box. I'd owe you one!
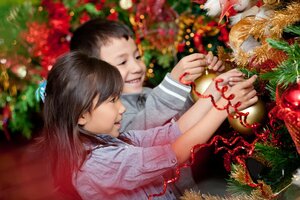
[42,51,123,199]
[70,18,133,58]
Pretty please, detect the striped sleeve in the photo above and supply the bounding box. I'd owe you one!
[156,73,191,102]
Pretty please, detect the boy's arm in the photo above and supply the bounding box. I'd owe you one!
[120,73,192,132]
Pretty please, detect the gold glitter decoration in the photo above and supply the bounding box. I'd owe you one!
[230,164,250,185]
[180,189,257,200]
[232,2,300,66]
[217,46,236,71]
[251,181,274,199]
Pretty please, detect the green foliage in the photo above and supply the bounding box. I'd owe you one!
[254,143,300,191]
[0,0,38,6]
[167,0,191,14]
[261,25,300,90]
[284,25,300,36]
[9,83,41,138]
[0,1,47,57]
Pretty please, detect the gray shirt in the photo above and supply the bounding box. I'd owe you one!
[74,122,181,200]
[120,73,194,132]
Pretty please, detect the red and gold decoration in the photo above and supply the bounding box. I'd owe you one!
[271,82,300,154]
[228,99,267,135]
[231,2,300,66]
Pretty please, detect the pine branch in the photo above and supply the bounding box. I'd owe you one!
[254,143,300,191]
[261,38,300,88]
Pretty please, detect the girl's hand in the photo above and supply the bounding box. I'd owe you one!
[214,69,245,87]
[224,75,258,111]
[202,69,245,102]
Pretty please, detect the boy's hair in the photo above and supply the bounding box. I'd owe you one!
[42,51,123,199]
[70,18,134,58]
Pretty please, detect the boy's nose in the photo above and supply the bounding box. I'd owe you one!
[129,60,143,73]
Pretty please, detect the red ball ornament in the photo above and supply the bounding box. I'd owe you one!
[281,82,300,115]
[280,82,300,154]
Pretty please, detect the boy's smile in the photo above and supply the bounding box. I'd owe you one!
[99,37,146,94]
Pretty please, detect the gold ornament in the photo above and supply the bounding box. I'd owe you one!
[191,69,217,101]
[119,0,133,10]
[228,99,266,135]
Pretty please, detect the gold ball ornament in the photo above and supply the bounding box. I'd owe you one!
[228,99,266,135]
[119,0,133,10]
[191,70,217,101]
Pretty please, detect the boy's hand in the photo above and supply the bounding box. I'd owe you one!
[171,53,226,84]
[171,53,206,83]
[206,51,226,72]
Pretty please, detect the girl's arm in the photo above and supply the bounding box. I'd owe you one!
[173,75,258,164]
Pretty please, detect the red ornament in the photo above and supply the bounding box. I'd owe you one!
[282,83,300,114]
[273,82,300,154]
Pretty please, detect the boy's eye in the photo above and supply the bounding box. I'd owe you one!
[135,55,141,60]
[118,60,127,65]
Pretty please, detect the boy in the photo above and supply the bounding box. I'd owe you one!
[70,18,227,197]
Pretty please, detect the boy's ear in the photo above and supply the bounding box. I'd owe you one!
[78,113,88,126]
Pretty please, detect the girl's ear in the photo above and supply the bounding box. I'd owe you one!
[78,113,88,126]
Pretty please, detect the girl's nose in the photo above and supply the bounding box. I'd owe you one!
[117,99,126,114]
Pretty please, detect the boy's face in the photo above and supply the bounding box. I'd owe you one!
[99,37,146,94]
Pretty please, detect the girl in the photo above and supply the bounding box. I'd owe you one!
[41,51,257,200]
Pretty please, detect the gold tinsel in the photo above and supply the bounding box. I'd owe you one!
[180,169,274,200]
[250,180,274,199]
[217,46,237,71]
[180,190,257,200]
[230,164,251,185]
[234,1,300,66]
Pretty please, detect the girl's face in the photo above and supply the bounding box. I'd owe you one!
[78,96,126,137]
[99,37,146,94]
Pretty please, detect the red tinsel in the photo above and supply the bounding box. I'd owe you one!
[149,72,279,199]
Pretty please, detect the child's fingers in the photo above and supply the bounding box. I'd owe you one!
[187,66,206,75]
[184,53,206,62]
[207,59,225,72]
[206,51,213,63]
[207,56,218,68]
[239,94,258,110]
[228,76,245,84]
[216,64,225,72]
[238,75,257,88]
[182,59,207,70]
